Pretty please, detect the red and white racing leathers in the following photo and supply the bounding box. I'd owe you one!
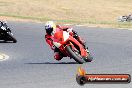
[45,25,85,61]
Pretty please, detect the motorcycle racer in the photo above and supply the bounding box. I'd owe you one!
[0,21,17,43]
[44,21,87,61]
[0,21,11,33]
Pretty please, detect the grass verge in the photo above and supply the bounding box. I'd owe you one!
[0,13,132,28]
[0,0,132,28]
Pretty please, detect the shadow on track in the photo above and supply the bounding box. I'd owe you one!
[0,41,14,43]
[25,62,79,64]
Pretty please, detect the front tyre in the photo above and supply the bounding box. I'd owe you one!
[7,33,17,43]
[84,52,93,62]
[65,46,85,64]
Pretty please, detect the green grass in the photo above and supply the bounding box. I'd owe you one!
[0,13,49,21]
[0,0,132,28]
[1,13,132,28]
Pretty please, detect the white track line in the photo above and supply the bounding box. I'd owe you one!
[76,25,85,27]
[0,53,9,61]
[64,24,132,30]
[117,28,132,30]
[64,24,73,26]
[127,29,132,30]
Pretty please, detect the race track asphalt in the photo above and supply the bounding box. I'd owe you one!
[0,21,132,88]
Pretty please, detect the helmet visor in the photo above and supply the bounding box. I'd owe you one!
[46,28,53,35]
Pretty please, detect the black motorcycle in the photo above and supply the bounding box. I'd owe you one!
[0,21,17,43]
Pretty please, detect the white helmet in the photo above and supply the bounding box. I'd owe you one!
[45,21,56,34]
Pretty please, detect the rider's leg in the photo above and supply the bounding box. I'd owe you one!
[54,48,63,61]
[72,30,87,48]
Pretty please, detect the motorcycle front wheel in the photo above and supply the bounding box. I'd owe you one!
[5,33,17,43]
[65,46,85,64]
[83,52,93,62]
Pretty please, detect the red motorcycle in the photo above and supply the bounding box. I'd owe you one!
[53,29,93,64]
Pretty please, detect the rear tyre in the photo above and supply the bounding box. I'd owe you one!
[65,46,85,64]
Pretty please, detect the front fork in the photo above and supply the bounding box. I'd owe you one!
[68,36,88,57]
[64,41,87,58]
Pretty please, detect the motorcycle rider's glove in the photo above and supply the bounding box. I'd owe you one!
[72,30,79,39]
[67,28,73,33]
[51,45,56,50]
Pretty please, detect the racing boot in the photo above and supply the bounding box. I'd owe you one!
[72,30,89,50]
[77,36,87,48]
[77,36,90,53]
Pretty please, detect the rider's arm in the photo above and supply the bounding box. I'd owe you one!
[45,34,54,50]
[56,25,70,31]
[56,24,78,37]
